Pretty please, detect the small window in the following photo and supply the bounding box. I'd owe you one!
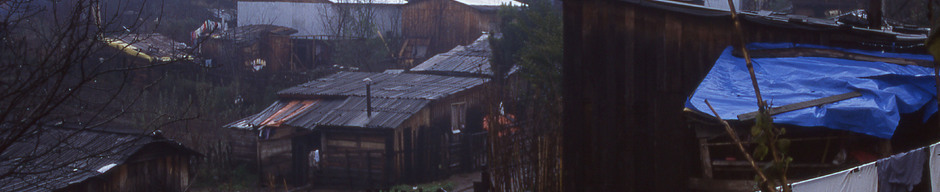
[451,102,466,134]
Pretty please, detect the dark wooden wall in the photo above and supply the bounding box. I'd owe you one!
[562,0,917,191]
[262,33,292,71]
[318,129,392,188]
[427,85,485,173]
[60,145,196,192]
[402,0,490,56]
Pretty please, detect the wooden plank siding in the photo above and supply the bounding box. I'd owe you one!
[229,129,260,164]
[261,33,293,71]
[562,0,922,191]
[402,0,494,57]
[58,146,196,192]
[427,84,485,172]
[310,83,486,187]
[318,129,393,188]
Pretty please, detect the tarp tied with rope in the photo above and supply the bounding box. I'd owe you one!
[686,43,937,139]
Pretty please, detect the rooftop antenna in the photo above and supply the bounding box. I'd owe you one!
[363,78,373,118]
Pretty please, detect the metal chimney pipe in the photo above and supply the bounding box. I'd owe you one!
[363,78,373,118]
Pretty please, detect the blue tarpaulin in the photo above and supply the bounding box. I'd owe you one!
[685,43,937,139]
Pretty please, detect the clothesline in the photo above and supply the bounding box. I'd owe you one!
[769,141,940,192]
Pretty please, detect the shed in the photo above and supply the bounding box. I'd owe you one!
[201,24,299,72]
[227,71,489,188]
[561,0,931,191]
[0,126,200,192]
[400,0,523,64]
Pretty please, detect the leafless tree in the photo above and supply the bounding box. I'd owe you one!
[0,0,199,190]
[320,0,402,71]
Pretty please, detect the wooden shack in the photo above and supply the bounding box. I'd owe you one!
[561,0,929,191]
[0,126,200,192]
[400,0,522,64]
[227,71,488,188]
[201,25,299,72]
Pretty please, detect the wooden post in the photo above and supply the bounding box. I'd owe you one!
[704,100,771,188]
[698,138,713,179]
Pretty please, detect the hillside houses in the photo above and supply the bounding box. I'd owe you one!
[231,0,522,70]
[223,30,515,189]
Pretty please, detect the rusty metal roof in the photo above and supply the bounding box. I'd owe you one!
[231,71,483,130]
[0,126,197,191]
[227,97,429,129]
[277,71,487,100]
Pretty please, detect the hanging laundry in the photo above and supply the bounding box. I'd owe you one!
[878,148,927,192]
[789,161,878,192]
[930,143,939,192]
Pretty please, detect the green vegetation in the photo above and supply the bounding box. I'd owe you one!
[486,0,562,191]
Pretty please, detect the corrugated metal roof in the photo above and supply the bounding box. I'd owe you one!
[0,126,196,192]
[410,34,496,76]
[103,33,193,62]
[228,97,428,129]
[278,71,487,100]
[287,97,428,129]
[231,71,484,130]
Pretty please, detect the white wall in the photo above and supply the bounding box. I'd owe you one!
[704,0,742,11]
[237,1,402,38]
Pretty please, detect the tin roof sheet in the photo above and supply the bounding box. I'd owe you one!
[277,71,487,100]
[411,34,496,76]
[227,97,428,129]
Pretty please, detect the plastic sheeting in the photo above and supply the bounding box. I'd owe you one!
[930,143,940,192]
[685,43,937,139]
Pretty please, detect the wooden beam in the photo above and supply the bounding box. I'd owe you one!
[698,138,713,179]
[737,91,862,121]
[705,136,849,146]
[732,48,934,67]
